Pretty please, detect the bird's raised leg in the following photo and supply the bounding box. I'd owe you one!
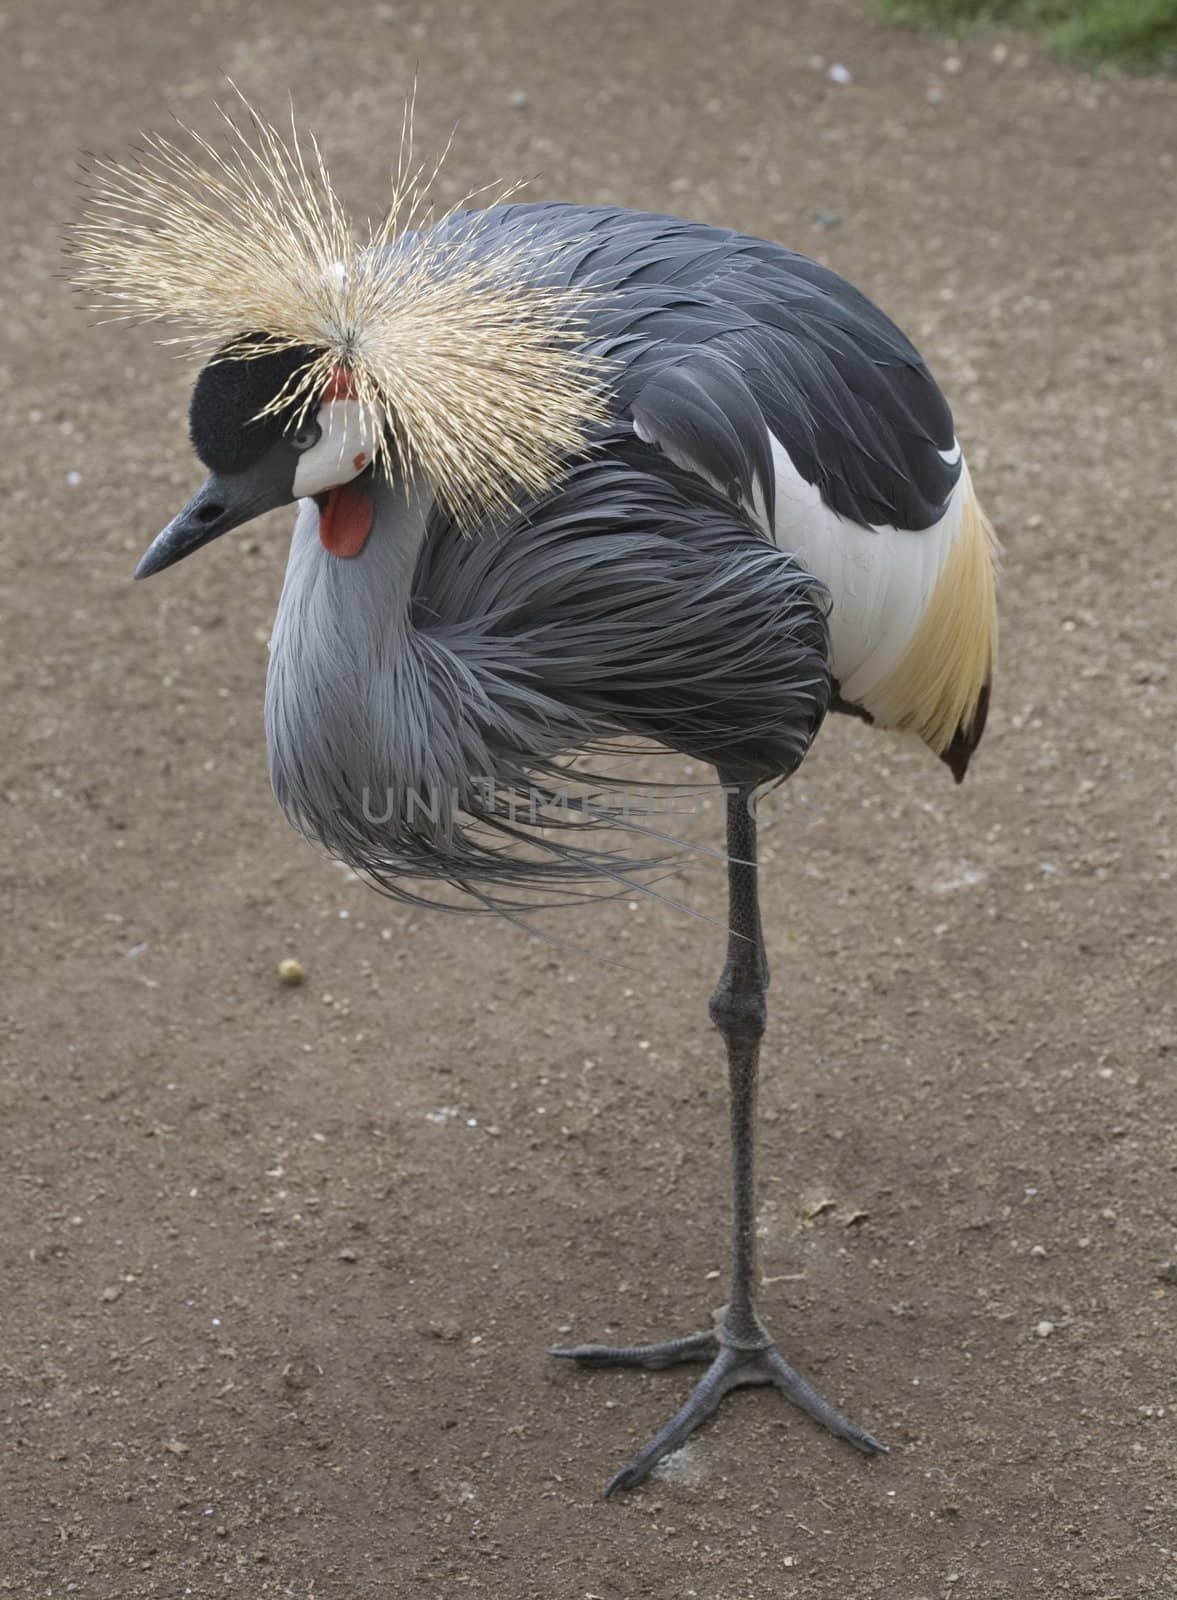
[552,782,886,1495]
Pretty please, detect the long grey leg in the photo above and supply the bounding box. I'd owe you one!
[552,783,886,1494]
[711,781,772,1348]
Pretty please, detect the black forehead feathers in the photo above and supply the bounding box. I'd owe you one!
[189,339,320,475]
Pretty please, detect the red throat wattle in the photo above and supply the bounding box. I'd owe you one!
[317,482,374,559]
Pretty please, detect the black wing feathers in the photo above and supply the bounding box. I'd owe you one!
[451,202,961,531]
[630,355,776,517]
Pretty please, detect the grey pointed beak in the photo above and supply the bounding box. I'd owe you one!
[135,455,296,580]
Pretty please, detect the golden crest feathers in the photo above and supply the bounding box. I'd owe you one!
[70,91,608,522]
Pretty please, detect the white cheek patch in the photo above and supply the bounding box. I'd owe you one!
[292,399,384,498]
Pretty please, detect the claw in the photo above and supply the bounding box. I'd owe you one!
[553,1322,887,1493]
[550,1329,718,1370]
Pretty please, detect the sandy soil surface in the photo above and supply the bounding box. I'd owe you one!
[3,1,1176,1595]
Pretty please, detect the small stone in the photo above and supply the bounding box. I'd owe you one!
[1155,1262,1177,1285]
[1035,1320,1056,1338]
[277,958,304,986]
[281,1358,318,1392]
[1131,660,1168,685]
[162,1438,190,1457]
[507,89,528,109]
[943,54,963,74]
[427,1320,461,1342]
[827,62,852,86]
[991,42,1009,63]
[100,1285,122,1303]
[1030,1245,1047,1258]
[336,1247,359,1263]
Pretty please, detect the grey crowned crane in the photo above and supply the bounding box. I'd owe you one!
[74,106,998,1495]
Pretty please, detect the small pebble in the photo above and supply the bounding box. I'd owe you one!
[427,1320,461,1342]
[827,62,852,86]
[1155,1262,1177,1285]
[1030,1245,1047,1258]
[277,958,304,986]
[1035,1320,1056,1338]
[337,1247,359,1263]
[282,1359,317,1392]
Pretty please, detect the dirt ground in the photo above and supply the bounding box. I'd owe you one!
[3,1,1176,1595]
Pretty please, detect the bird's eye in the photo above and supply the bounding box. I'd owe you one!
[290,420,322,453]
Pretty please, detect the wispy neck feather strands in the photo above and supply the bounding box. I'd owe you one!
[264,446,831,916]
[70,94,610,521]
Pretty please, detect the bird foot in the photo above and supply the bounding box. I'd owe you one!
[551,1306,887,1495]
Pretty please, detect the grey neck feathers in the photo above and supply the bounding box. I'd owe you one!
[264,475,587,874]
[265,475,450,854]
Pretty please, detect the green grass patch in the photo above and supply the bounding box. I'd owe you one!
[876,0,1177,68]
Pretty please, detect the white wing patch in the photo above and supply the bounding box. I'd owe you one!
[632,410,989,741]
[761,434,968,715]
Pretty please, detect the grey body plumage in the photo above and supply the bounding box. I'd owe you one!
[94,150,997,1492]
[264,202,971,907]
[265,436,831,909]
